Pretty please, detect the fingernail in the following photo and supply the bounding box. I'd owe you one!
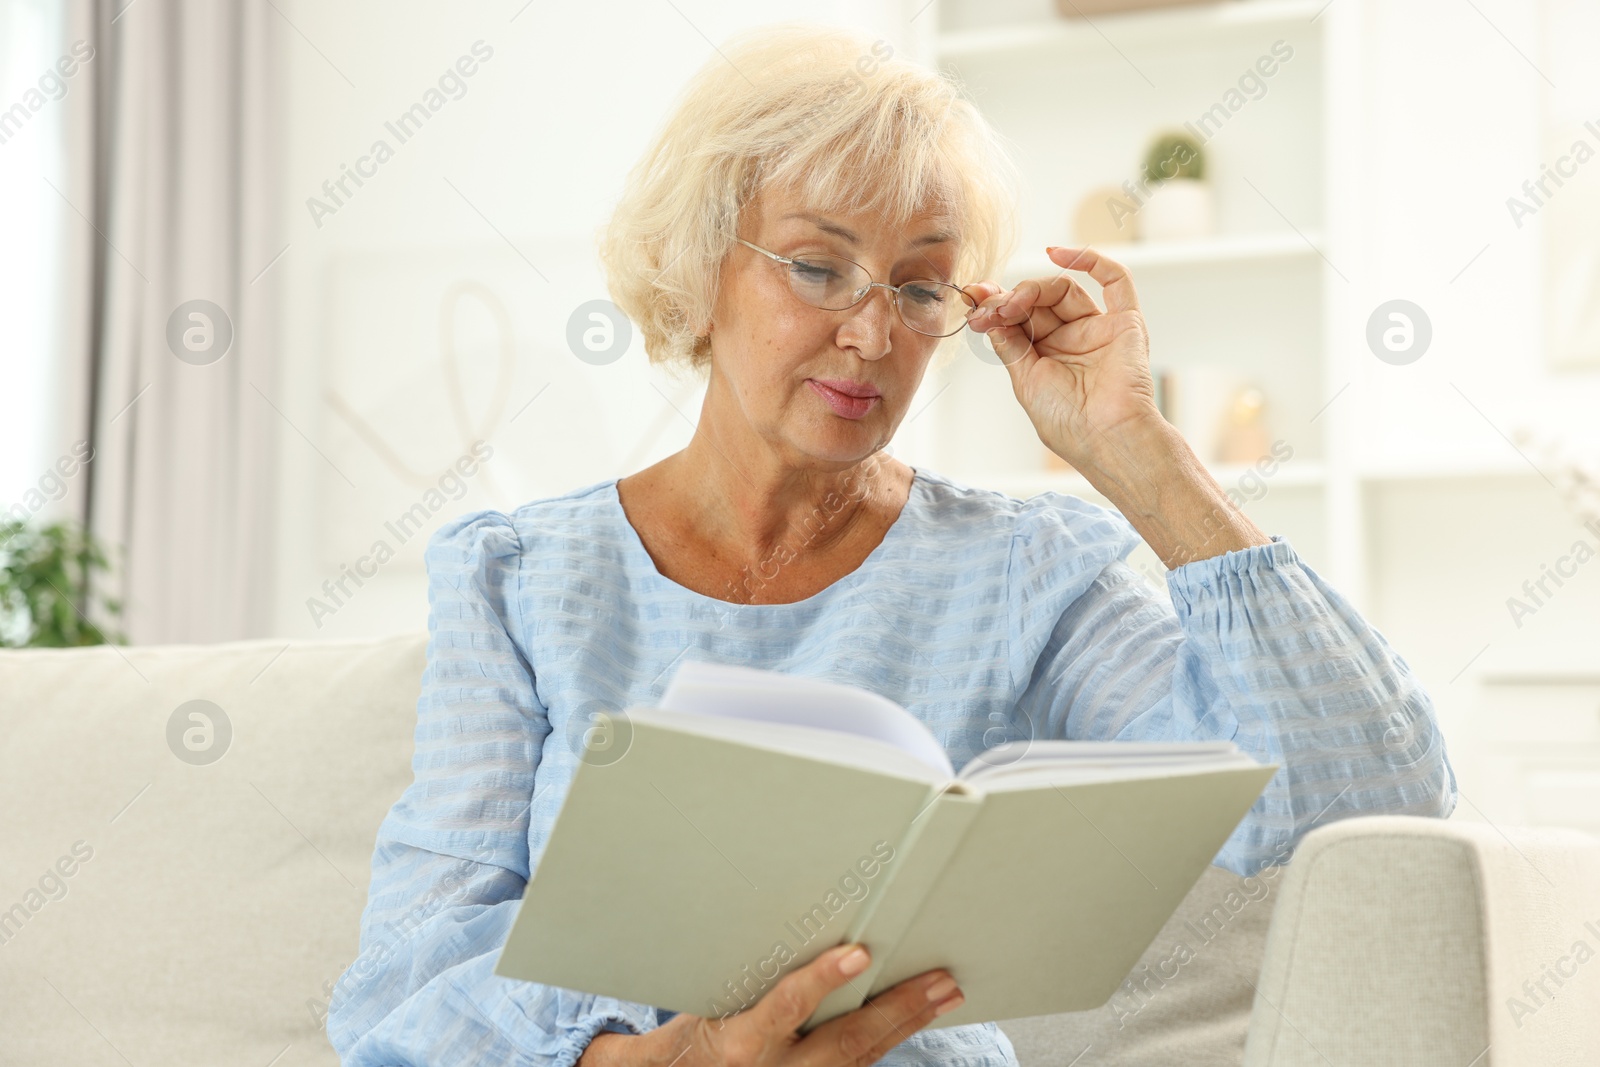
[1045,245,1058,253]
[839,947,870,976]
[934,992,965,1016]
[925,977,958,1002]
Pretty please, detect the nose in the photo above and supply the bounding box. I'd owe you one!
[836,282,895,359]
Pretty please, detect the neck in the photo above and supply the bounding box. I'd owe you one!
[670,430,895,562]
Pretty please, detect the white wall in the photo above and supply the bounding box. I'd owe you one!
[1341,0,1600,678]
[272,0,913,639]
[1330,0,1600,835]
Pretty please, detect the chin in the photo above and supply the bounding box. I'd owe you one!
[797,425,889,467]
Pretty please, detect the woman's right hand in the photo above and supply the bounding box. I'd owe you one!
[578,943,963,1067]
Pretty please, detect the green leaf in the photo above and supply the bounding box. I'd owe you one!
[0,518,123,648]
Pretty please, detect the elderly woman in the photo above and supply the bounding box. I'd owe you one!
[328,22,1455,1067]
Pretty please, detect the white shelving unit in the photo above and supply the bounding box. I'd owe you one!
[890,0,1598,842]
[1464,672,1600,838]
[896,0,1539,600]
[1006,229,1323,273]
[934,0,1327,60]
[989,460,1327,501]
[892,0,1600,844]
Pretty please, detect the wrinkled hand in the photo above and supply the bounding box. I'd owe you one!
[578,944,963,1067]
[963,246,1160,468]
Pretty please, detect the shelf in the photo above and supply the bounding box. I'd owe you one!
[956,461,1328,500]
[921,0,1512,605]
[935,0,1324,63]
[1005,230,1323,278]
[1357,457,1546,482]
[1479,672,1600,686]
[948,457,1551,500]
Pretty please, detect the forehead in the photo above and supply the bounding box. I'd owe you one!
[753,186,959,249]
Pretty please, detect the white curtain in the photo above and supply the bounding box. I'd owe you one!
[61,0,283,643]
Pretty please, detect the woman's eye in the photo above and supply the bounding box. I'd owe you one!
[902,283,946,306]
[790,260,838,281]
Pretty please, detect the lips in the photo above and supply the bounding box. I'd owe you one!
[810,378,880,399]
[808,379,880,420]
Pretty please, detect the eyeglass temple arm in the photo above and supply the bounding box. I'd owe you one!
[735,238,791,264]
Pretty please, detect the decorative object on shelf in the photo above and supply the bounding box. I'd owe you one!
[1153,364,1248,464]
[0,518,124,647]
[1153,368,1175,425]
[1043,444,1077,475]
[1518,429,1600,524]
[1053,0,1213,17]
[1215,385,1274,465]
[1136,130,1215,243]
[1072,184,1139,246]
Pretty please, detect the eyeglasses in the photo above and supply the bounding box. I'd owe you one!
[736,238,978,338]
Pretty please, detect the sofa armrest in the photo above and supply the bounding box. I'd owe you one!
[1243,815,1600,1067]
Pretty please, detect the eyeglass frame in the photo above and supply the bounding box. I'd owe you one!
[733,237,978,338]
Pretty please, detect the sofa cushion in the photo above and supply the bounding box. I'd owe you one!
[1242,815,1600,1067]
[0,633,428,1067]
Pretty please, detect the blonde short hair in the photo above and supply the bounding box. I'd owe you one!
[598,22,1021,377]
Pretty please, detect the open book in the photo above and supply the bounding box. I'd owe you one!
[495,659,1277,1031]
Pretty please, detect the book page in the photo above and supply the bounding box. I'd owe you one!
[958,740,1249,786]
[659,659,955,779]
[626,707,946,786]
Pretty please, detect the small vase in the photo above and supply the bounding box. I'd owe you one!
[1138,178,1215,242]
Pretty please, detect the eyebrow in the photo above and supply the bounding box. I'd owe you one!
[781,213,956,248]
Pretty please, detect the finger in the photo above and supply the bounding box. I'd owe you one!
[792,970,960,1067]
[961,282,1003,307]
[1045,246,1140,314]
[966,273,1100,339]
[1046,311,1137,357]
[966,283,1040,334]
[747,943,871,1037]
[960,283,998,329]
[1008,275,1100,325]
[986,321,1037,373]
[1035,271,1104,327]
[856,991,962,1065]
[841,997,947,1067]
[960,284,1009,333]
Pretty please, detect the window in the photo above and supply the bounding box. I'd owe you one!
[0,0,67,512]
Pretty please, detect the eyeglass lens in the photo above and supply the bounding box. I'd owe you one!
[784,254,975,337]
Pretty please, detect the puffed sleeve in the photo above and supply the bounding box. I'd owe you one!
[1004,493,1458,877]
[326,511,660,1067]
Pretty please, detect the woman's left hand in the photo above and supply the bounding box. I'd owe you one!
[963,246,1273,567]
[963,246,1161,469]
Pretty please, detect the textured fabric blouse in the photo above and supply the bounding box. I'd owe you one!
[326,465,1457,1067]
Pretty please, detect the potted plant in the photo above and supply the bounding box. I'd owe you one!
[0,518,124,647]
[1137,130,1215,242]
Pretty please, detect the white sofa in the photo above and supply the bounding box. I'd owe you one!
[2,634,1597,1066]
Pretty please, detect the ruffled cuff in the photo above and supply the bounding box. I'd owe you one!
[545,994,661,1067]
[1164,533,1301,616]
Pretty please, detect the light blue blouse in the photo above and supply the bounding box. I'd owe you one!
[326,466,1456,1067]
